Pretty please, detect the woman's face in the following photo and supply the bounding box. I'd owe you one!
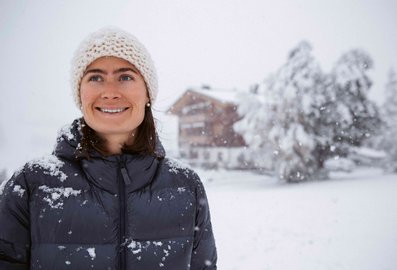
[80,56,149,141]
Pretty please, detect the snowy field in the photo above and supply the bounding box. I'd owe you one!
[197,167,397,270]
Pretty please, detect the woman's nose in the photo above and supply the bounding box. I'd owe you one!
[101,82,121,99]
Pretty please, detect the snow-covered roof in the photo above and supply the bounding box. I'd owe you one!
[188,87,241,104]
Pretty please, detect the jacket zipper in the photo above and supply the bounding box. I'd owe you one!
[119,160,132,270]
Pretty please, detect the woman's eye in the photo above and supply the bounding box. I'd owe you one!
[88,75,103,82]
[120,75,133,81]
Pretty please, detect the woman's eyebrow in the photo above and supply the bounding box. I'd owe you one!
[84,69,106,76]
[113,67,139,74]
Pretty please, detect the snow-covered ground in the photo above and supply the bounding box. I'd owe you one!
[197,167,397,270]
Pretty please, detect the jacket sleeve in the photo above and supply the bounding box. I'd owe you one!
[0,171,30,269]
[190,175,217,270]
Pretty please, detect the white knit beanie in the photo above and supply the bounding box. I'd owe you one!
[71,27,158,108]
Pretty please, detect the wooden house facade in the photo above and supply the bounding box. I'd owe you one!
[168,87,250,169]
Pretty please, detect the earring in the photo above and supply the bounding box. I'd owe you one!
[146,103,151,107]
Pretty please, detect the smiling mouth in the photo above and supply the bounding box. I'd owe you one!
[96,107,129,113]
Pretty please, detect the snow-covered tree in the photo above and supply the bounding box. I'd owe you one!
[330,49,382,155]
[269,41,329,182]
[236,41,330,182]
[381,68,397,172]
[234,76,278,170]
[235,44,382,182]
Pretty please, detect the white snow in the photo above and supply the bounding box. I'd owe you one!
[0,174,15,196]
[38,185,81,209]
[126,239,185,267]
[199,167,397,270]
[127,240,143,254]
[28,155,68,182]
[177,187,186,193]
[12,185,25,197]
[153,241,163,247]
[87,248,96,260]
[204,260,212,266]
[166,158,191,177]
[324,157,355,172]
[351,146,387,159]
[189,87,240,104]
[58,123,76,142]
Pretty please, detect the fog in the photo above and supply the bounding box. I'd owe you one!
[1,0,396,173]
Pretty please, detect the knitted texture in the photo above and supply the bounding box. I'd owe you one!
[71,27,158,108]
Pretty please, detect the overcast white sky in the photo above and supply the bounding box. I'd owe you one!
[1,0,396,172]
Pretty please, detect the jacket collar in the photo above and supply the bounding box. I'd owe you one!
[53,118,162,194]
[80,154,159,194]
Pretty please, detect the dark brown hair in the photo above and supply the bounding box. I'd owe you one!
[79,106,157,158]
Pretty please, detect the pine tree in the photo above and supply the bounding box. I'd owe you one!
[381,68,397,172]
[234,76,277,170]
[235,44,382,182]
[330,49,382,155]
[269,41,329,182]
[235,41,329,182]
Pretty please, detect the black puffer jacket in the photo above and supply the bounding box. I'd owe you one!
[0,119,217,270]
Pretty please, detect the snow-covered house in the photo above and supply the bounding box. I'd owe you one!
[168,86,249,169]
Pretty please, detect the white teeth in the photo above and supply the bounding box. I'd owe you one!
[99,108,126,113]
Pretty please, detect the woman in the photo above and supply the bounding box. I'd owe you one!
[0,27,217,270]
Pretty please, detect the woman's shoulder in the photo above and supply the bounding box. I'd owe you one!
[10,119,81,181]
[25,154,69,180]
[159,157,209,198]
[0,153,84,201]
[0,154,63,196]
[159,157,204,186]
[161,157,198,178]
[5,154,72,188]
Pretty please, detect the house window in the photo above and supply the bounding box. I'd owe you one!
[189,150,198,159]
[181,122,206,136]
[181,101,211,115]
